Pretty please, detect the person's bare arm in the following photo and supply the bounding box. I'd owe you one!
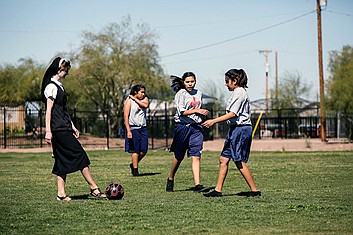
[45,98,54,145]
[124,98,132,138]
[202,112,236,128]
[129,95,149,109]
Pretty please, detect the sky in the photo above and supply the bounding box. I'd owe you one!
[1,0,352,102]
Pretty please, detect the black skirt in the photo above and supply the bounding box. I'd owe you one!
[51,131,91,175]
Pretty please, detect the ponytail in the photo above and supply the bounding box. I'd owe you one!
[170,75,184,93]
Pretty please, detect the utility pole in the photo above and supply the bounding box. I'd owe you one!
[259,49,272,113]
[317,0,327,141]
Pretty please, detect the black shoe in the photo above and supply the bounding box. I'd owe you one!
[203,190,222,197]
[130,163,139,176]
[166,178,174,192]
[132,168,140,176]
[193,184,210,193]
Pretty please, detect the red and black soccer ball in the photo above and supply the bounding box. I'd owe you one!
[105,182,124,200]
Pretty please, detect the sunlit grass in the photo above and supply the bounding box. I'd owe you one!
[0,150,352,234]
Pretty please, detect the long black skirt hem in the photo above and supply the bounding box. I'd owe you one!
[51,131,91,175]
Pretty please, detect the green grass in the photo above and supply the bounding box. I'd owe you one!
[0,150,352,234]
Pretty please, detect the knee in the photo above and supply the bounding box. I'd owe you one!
[219,157,229,167]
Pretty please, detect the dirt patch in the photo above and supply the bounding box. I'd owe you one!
[204,138,353,152]
[1,137,352,153]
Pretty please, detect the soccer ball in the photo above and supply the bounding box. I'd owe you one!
[105,182,124,200]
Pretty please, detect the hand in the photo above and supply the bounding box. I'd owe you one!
[197,109,209,116]
[73,127,80,139]
[127,131,132,139]
[45,131,52,145]
[202,119,215,128]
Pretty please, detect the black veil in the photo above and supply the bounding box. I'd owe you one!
[41,57,61,103]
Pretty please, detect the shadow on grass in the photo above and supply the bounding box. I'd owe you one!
[174,186,215,192]
[135,172,161,177]
[222,191,262,197]
[70,194,108,200]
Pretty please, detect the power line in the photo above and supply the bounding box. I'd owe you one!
[156,11,310,29]
[0,30,78,33]
[160,10,315,58]
[326,10,353,17]
[163,50,255,65]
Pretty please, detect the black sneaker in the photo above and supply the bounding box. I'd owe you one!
[132,168,140,176]
[130,163,139,176]
[203,190,222,197]
[193,184,210,193]
[166,178,174,192]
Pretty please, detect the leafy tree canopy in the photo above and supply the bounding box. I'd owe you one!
[326,45,353,113]
[270,70,311,111]
[69,17,171,129]
[0,58,44,106]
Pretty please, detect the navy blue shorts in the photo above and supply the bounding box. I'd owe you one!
[221,125,252,163]
[125,127,148,154]
[170,123,204,161]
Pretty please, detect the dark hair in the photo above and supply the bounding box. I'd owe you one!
[130,84,146,95]
[170,72,196,92]
[225,69,248,88]
[41,57,71,103]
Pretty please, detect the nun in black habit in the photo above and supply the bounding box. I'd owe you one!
[42,57,106,201]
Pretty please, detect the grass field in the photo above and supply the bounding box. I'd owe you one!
[0,149,352,234]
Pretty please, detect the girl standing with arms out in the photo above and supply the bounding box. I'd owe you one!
[202,69,260,197]
[166,72,210,193]
[42,57,106,201]
[124,85,149,176]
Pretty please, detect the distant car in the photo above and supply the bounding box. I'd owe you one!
[260,124,285,138]
[298,124,319,137]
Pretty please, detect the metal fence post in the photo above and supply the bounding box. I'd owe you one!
[39,108,43,148]
[164,103,168,150]
[150,111,154,149]
[3,107,6,149]
[106,110,109,150]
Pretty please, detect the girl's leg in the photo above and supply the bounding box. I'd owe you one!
[57,174,71,201]
[235,161,259,192]
[138,152,146,163]
[191,156,201,185]
[131,153,139,168]
[214,156,230,192]
[169,156,181,180]
[130,152,143,176]
[166,156,182,192]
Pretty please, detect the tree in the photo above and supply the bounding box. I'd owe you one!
[326,45,353,112]
[326,45,353,140]
[0,58,44,106]
[0,63,21,105]
[270,71,311,115]
[71,17,170,132]
[199,80,225,111]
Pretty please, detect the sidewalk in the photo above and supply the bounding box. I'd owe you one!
[1,138,353,153]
